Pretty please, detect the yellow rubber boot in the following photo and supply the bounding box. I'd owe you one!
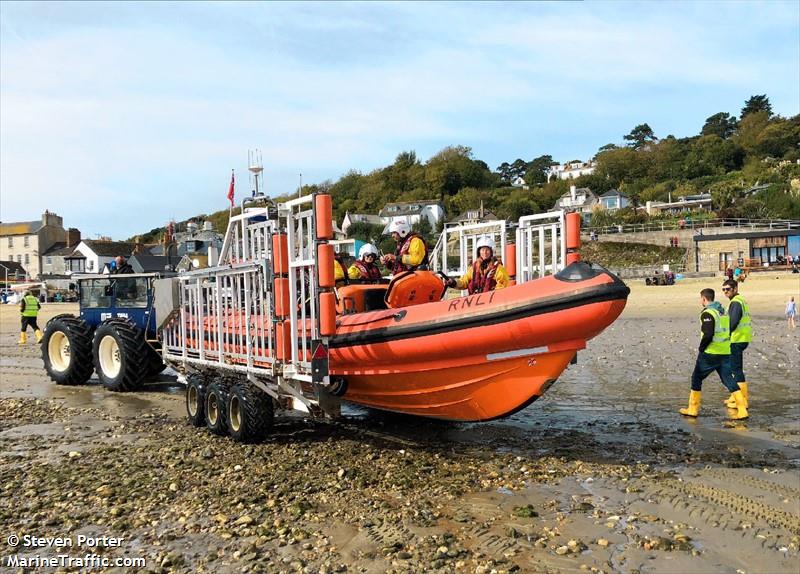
[18,332,27,345]
[35,329,43,343]
[726,382,748,408]
[679,390,701,417]
[729,390,749,420]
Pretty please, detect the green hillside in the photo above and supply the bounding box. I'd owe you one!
[580,241,685,268]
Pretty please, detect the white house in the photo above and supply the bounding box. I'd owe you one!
[553,185,599,214]
[341,212,383,236]
[65,240,139,274]
[379,200,445,232]
[546,160,596,181]
[511,176,529,189]
[598,190,630,211]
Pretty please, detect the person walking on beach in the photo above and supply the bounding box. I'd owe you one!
[680,288,748,420]
[722,279,752,411]
[19,290,43,345]
[787,296,797,330]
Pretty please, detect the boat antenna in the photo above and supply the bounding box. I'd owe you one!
[248,149,264,198]
[298,173,302,198]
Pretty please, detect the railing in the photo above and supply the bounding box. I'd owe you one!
[585,218,800,236]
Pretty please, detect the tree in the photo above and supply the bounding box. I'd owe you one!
[496,162,512,183]
[741,95,772,119]
[524,155,557,185]
[701,112,738,139]
[624,123,657,150]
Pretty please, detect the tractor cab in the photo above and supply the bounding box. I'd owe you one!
[77,273,159,337]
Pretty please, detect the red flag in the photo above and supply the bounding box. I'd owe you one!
[227,170,235,206]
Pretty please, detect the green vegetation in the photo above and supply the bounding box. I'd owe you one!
[130,94,799,243]
[581,242,686,269]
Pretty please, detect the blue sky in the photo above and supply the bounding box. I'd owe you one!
[1,1,798,239]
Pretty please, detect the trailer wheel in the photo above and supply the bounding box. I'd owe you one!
[41,315,94,386]
[205,380,228,435]
[227,383,274,443]
[92,319,148,392]
[185,376,206,427]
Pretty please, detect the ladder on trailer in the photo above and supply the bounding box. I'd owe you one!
[161,193,337,418]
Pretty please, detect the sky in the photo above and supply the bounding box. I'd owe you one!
[1,1,798,240]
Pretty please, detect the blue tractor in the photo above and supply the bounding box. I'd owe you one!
[41,273,166,391]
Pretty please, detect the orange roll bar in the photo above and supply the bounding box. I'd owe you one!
[274,277,290,318]
[504,243,516,277]
[318,244,335,288]
[272,233,288,275]
[315,195,333,240]
[319,292,337,336]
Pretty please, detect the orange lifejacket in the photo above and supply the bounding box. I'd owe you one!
[467,259,500,294]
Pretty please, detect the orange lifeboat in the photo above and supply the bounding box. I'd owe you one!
[328,261,629,421]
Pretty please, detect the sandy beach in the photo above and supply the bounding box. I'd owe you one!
[1,272,798,573]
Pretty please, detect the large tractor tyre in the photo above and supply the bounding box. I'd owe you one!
[185,376,206,427]
[145,345,166,377]
[227,383,274,443]
[92,319,149,392]
[204,380,229,436]
[41,316,94,386]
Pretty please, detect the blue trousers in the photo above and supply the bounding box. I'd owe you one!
[691,352,740,392]
[730,342,748,383]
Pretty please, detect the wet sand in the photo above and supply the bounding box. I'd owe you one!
[1,273,799,573]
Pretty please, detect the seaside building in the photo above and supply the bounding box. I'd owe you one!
[546,160,596,181]
[379,200,445,233]
[693,229,800,272]
[0,211,68,280]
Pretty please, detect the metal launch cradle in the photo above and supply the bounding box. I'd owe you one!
[155,192,629,431]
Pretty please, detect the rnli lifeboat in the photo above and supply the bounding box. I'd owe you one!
[329,260,629,422]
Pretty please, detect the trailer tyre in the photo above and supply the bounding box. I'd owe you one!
[41,316,94,386]
[92,319,148,392]
[227,383,274,443]
[205,380,228,435]
[186,377,206,427]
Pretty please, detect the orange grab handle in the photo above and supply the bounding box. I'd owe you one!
[504,244,516,277]
[272,233,288,275]
[274,277,290,318]
[318,244,335,288]
[315,195,333,240]
[565,212,581,250]
[319,292,336,336]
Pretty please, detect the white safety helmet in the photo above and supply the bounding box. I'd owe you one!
[358,243,379,259]
[475,235,495,255]
[388,219,411,238]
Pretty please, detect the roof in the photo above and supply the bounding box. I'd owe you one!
[42,242,70,256]
[553,187,598,209]
[129,254,174,273]
[344,212,382,225]
[694,229,799,242]
[449,209,499,223]
[379,200,443,218]
[0,260,27,275]
[64,249,87,259]
[0,220,43,236]
[82,240,138,257]
[599,189,627,198]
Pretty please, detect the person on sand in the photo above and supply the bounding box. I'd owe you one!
[19,290,43,345]
[721,279,752,412]
[787,296,797,330]
[680,288,747,420]
[447,236,509,294]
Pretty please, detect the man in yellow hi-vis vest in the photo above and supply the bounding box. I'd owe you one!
[19,290,43,344]
[722,279,752,411]
[680,288,748,420]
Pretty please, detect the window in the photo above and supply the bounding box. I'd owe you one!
[718,252,733,271]
[23,236,29,247]
[6,237,11,248]
[24,254,29,264]
[46,256,52,265]
[16,255,21,263]
[88,260,94,271]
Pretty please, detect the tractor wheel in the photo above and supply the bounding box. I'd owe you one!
[145,345,166,377]
[92,319,148,392]
[41,315,94,386]
[227,383,274,443]
[185,376,206,427]
[204,380,229,435]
